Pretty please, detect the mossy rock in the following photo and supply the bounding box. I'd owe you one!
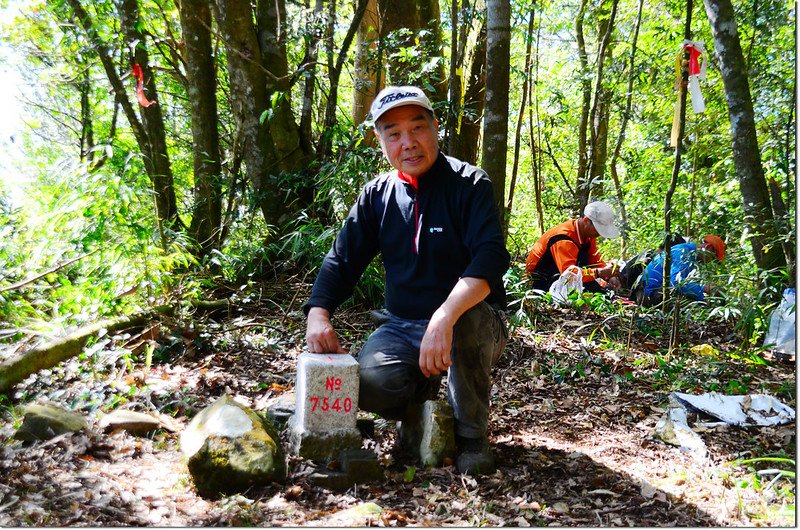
[14,402,87,442]
[181,395,286,497]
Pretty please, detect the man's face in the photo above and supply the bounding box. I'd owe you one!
[374,105,439,177]
[698,243,717,263]
[583,218,601,239]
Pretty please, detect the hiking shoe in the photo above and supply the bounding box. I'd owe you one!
[455,435,495,476]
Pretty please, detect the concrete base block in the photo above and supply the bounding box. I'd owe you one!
[306,448,384,491]
[339,448,384,482]
[288,415,362,461]
[308,470,355,491]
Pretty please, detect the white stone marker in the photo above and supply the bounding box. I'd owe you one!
[288,352,362,460]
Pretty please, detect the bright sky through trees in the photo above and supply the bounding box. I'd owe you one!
[0,0,26,205]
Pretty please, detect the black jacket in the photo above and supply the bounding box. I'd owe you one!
[304,153,510,320]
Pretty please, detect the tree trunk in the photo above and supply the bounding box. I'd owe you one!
[482,0,511,217]
[449,21,486,165]
[444,0,466,153]
[377,0,445,103]
[256,0,308,174]
[117,0,181,228]
[299,0,324,154]
[531,12,544,234]
[702,0,787,272]
[77,68,94,163]
[585,0,618,208]
[180,0,223,255]
[214,0,284,228]
[69,0,181,229]
[353,0,381,126]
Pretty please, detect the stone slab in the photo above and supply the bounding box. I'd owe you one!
[399,400,456,467]
[339,448,384,482]
[98,410,161,435]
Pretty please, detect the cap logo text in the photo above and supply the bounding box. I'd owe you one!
[377,91,419,109]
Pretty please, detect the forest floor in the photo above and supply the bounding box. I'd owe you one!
[0,279,795,527]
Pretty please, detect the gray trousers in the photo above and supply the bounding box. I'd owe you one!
[357,301,506,439]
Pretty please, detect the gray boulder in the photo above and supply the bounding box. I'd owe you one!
[180,395,286,497]
[14,402,87,442]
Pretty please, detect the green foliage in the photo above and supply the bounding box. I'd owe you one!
[0,155,199,340]
[0,0,793,373]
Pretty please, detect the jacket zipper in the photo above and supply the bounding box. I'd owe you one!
[413,196,420,255]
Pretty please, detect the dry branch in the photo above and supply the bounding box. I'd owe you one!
[0,298,233,394]
[0,313,150,394]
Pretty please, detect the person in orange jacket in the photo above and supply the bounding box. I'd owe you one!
[525,201,621,293]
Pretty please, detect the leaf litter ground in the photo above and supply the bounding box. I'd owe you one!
[0,284,795,526]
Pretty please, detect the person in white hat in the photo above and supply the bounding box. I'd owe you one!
[525,200,621,293]
[303,86,510,476]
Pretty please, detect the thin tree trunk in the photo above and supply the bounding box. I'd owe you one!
[482,0,511,218]
[702,0,787,272]
[585,0,619,207]
[575,0,591,208]
[609,0,642,250]
[663,0,693,306]
[506,11,536,235]
[300,0,325,155]
[117,0,181,228]
[78,68,94,163]
[318,0,370,161]
[531,8,544,234]
[449,22,486,165]
[445,0,461,152]
[69,0,181,229]
[214,0,280,227]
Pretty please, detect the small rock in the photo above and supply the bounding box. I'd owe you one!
[312,502,384,526]
[98,410,161,435]
[640,480,657,499]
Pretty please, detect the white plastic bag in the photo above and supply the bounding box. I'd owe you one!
[549,265,583,305]
[763,287,795,353]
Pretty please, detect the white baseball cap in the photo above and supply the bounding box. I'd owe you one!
[369,86,434,124]
[584,201,620,238]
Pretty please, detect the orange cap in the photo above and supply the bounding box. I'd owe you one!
[703,234,725,261]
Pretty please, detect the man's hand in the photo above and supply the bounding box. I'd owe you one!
[419,307,455,377]
[595,262,619,280]
[306,307,345,353]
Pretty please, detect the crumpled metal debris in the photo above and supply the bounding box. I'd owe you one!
[652,392,795,456]
[671,392,795,427]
